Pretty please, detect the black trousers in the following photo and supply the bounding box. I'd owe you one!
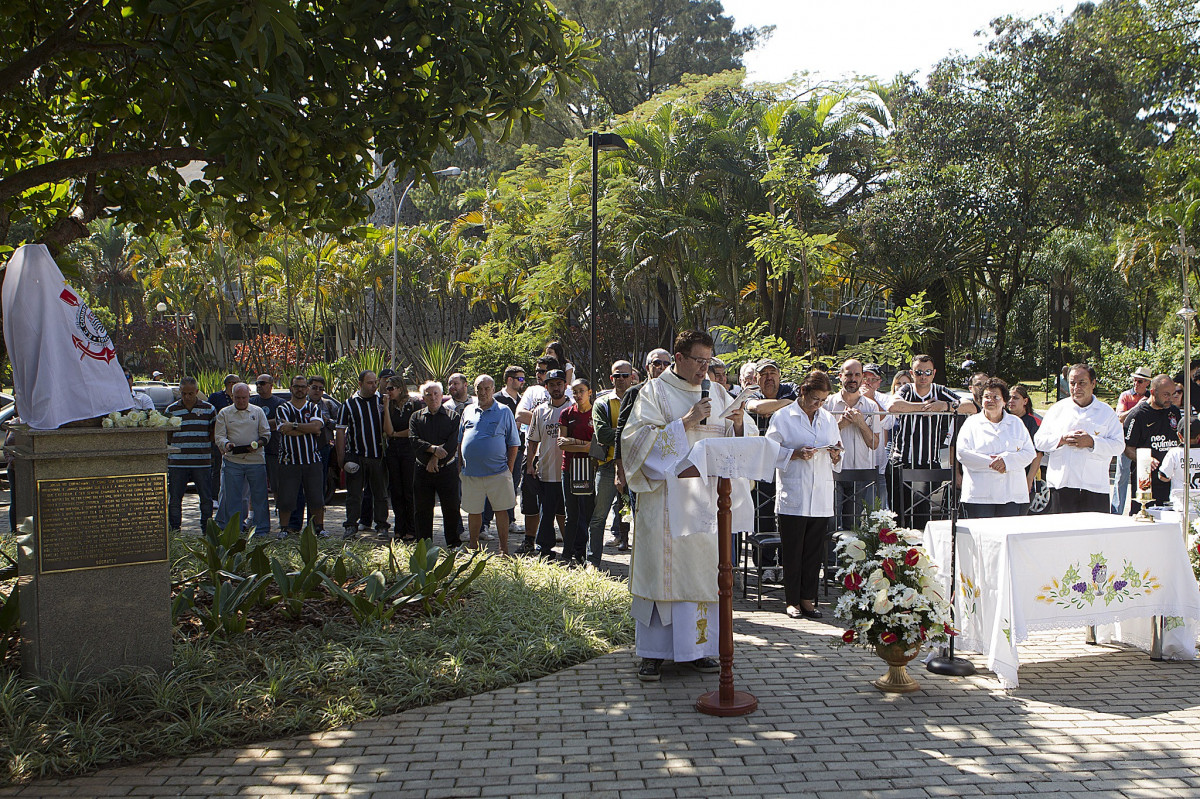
[415,463,462,546]
[1049,487,1108,514]
[385,442,416,539]
[778,514,828,606]
[344,456,389,531]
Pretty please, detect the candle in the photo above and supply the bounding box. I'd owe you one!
[1136,447,1153,496]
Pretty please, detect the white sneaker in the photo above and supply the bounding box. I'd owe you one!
[358,523,371,532]
[509,521,524,534]
[480,529,495,541]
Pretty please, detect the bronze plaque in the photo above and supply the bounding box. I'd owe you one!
[36,474,169,574]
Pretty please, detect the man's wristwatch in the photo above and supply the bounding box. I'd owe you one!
[948,399,960,414]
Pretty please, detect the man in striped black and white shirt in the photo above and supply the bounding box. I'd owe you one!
[275,374,327,538]
[889,354,977,528]
[165,376,216,533]
[336,370,389,540]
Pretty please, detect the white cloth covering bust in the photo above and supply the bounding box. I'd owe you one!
[2,244,133,428]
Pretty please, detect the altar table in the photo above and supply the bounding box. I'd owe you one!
[923,512,1200,688]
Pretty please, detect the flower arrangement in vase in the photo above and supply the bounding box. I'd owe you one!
[834,508,955,691]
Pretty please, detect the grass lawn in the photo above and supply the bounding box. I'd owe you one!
[0,534,632,785]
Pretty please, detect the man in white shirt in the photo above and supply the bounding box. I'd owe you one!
[861,363,894,508]
[825,358,880,529]
[1033,363,1124,513]
[125,371,156,411]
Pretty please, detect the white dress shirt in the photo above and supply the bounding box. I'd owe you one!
[957,412,1038,504]
[765,403,842,517]
[824,392,880,470]
[1033,396,1124,494]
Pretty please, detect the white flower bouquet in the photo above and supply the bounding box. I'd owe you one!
[833,508,955,655]
[102,410,182,429]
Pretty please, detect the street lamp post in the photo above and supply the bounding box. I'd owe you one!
[155,301,194,379]
[390,165,462,371]
[589,132,629,385]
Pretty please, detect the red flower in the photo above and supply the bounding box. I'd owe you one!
[919,626,928,641]
[880,632,898,644]
[881,559,897,580]
[843,573,863,591]
[842,629,856,643]
[878,528,898,544]
[944,624,956,637]
[904,548,920,566]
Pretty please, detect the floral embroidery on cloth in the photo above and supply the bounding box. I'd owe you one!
[1036,553,1161,609]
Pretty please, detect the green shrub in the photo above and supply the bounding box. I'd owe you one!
[462,320,544,383]
[709,319,813,385]
[1096,332,1186,396]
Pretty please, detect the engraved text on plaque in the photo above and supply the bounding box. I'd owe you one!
[36,474,168,573]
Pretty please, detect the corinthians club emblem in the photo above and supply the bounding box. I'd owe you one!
[59,287,116,363]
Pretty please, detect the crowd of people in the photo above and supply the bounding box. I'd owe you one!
[146,333,1200,681]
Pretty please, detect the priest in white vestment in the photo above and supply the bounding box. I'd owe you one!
[621,330,746,682]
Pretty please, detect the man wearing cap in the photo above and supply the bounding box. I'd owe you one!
[514,355,564,554]
[525,368,573,559]
[250,374,286,530]
[214,383,272,538]
[1121,373,1181,512]
[1112,367,1151,514]
[742,358,798,582]
[591,360,637,554]
[622,330,747,682]
[208,374,240,501]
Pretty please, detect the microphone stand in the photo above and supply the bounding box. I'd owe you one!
[927,410,976,677]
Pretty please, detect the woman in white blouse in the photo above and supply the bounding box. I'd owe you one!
[956,377,1037,518]
[765,371,843,620]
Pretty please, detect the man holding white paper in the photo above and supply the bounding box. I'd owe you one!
[621,329,746,682]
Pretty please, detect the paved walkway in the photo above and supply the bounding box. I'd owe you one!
[5,496,1200,797]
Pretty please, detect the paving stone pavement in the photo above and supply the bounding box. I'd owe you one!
[4,492,1200,797]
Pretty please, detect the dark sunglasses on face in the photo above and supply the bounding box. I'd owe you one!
[913,369,934,376]
[256,381,270,385]
[612,373,631,379]
[651,360,671,368]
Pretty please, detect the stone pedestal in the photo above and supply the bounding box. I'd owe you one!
[7,426,172,679]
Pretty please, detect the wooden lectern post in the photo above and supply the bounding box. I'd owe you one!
[695,475,758,716]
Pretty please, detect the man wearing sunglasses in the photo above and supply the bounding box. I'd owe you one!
[888,354,977,529]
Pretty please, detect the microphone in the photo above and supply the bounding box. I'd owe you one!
[700,378,710,424]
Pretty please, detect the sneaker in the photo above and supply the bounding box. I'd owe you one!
[515,539,535,556]
[275,530,289,540]
[509,521,524,534]
[637,658,663,682]
[343,528,357,540]
[358,523,371,532]
[686,657,720,674]
[374,525,391,539]
[605,537,621,548]
[479,528,495,541]
[316,529,331,539]
[617,538,629,552]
